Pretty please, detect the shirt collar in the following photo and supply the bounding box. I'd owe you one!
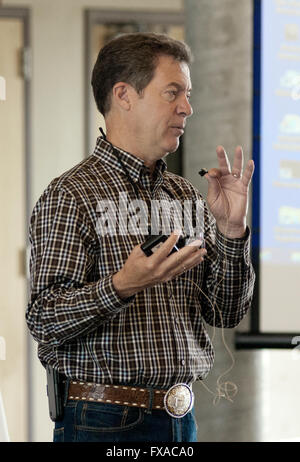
[93,136,167,188]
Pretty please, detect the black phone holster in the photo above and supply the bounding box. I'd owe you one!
[46,364,69,422]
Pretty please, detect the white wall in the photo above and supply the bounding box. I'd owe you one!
[4,0,182,207]
[3,0,182,442]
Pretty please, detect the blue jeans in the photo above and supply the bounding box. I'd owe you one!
[53,400,198,442]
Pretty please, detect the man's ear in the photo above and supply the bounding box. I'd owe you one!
[112,82,132,111]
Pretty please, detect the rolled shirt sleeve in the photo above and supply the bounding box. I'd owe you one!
[26,186,135,346]
[200,216,255,328]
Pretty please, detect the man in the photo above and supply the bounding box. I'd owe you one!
[26,33,255,443]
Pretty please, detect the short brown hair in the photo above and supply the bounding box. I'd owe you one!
[91,32,192,116]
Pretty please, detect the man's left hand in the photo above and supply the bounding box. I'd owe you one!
[204,145,255,239]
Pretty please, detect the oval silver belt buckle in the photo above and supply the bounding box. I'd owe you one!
[163,383,194,418]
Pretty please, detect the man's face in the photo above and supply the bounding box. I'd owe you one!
[130,55,193,159]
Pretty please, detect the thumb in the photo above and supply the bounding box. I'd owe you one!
[206,168,222,181]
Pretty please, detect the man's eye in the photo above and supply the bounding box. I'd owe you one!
[167,90,177,99]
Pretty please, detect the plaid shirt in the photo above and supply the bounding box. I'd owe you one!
[26,137,255,389]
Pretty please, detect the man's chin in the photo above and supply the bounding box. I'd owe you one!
[164,139,180,154]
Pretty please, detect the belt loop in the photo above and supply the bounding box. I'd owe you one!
[145,386,153,415]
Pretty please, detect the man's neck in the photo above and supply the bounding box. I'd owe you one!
[105,128,157,175]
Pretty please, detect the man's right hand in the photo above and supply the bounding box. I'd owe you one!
[112,231,207,300]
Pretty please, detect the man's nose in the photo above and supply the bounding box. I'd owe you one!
[178,95,193,118]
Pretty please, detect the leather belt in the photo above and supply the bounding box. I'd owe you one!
[68,381,194,418]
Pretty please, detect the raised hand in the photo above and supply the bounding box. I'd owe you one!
[204,146,255,238]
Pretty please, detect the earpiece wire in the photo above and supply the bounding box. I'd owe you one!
[175,175,238,405]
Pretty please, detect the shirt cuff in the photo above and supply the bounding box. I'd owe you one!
[215,225,251,263]
[95,274,135,315]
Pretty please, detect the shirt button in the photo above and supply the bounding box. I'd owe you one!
[181,360,185,366]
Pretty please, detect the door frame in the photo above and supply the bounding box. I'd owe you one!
[84,9,184,159]
[0,7,31,232]
[0,5,32,442]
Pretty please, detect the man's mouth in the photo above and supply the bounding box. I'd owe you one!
[170,126,184,135]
